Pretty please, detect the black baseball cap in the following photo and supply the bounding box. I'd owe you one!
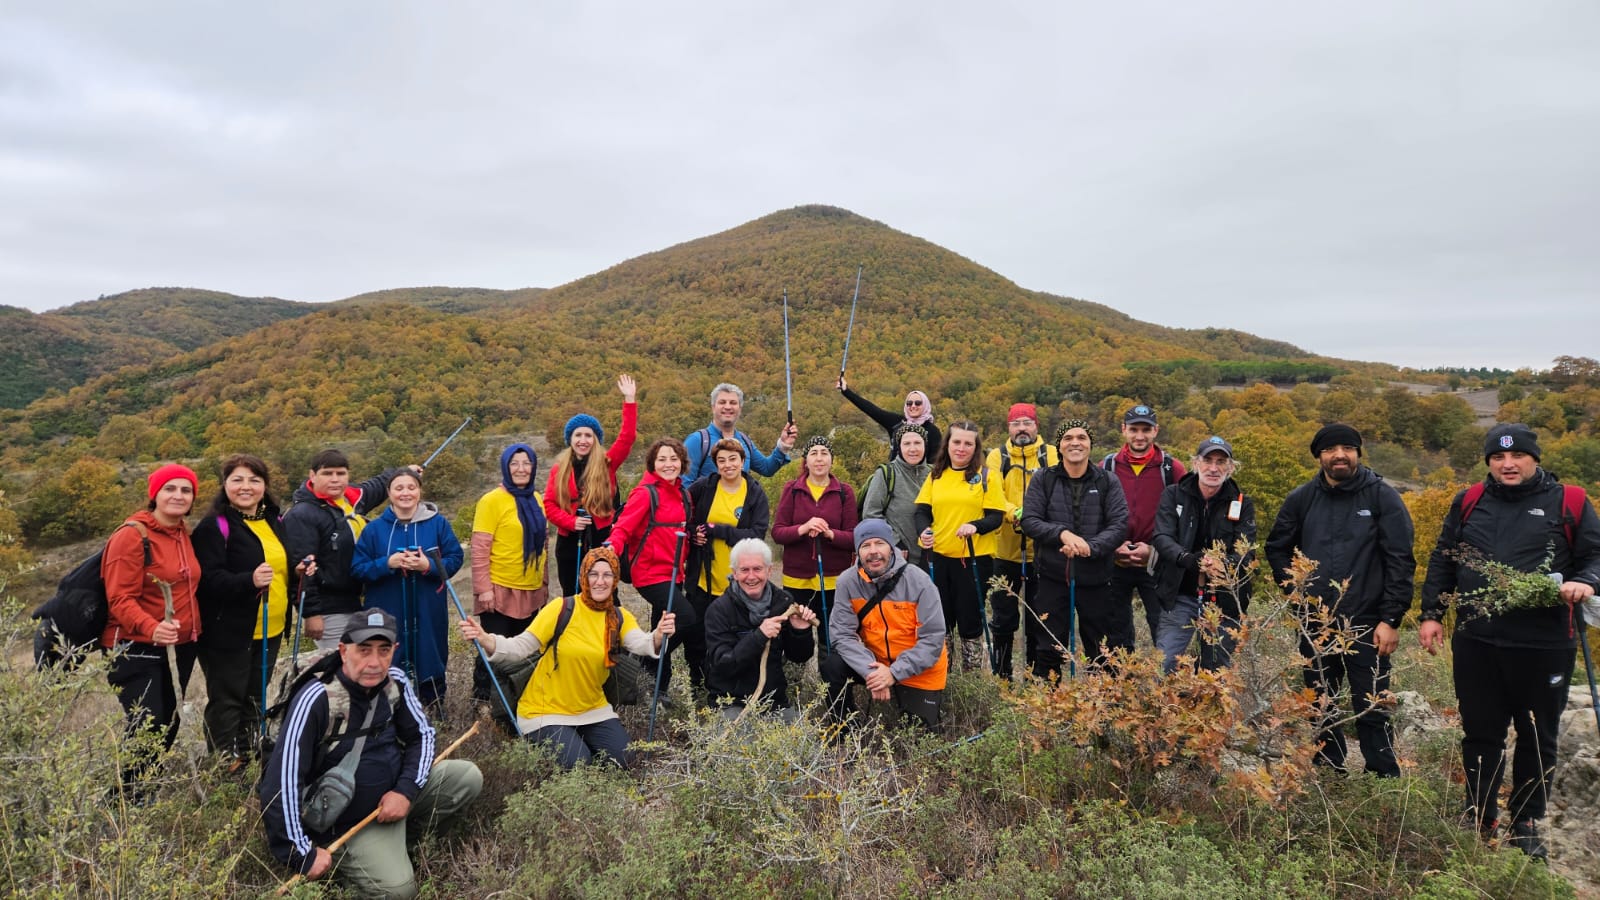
[343,609,398,644]
[1123,405,1158,426]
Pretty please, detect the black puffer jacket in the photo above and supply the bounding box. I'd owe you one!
[1152,474,1256,619]
[686,472,771,593]
[1020,464,1128,585]
[1421,470,1600,649]
[192,501,298,651]
[703,582,813,707]
[282,469,402,617]
[1264,466,1415,628]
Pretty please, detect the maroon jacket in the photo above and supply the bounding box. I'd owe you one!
[771,476,859,580]
[1104,445,1187,544]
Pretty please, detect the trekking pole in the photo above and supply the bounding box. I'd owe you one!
[813,535,831,653]
[421,416,472,469]
[647,531,688,742]
[429,550,519,728]
[838,266,862,380]
[1067,562,1077,679]
[966,535,995,673]
[1579,620,1600,737]
[290,580,308,674]
[275,720,481,896]
[258,587,271,741]
[782,290,794,427]
[576,508,588,591]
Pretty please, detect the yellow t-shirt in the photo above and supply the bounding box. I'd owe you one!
[244,518,289,639]
[472,487,548,591]
[782,480,839,591]
[516,600,643,720]
[913,467,1008,558]
[698,480,748,596]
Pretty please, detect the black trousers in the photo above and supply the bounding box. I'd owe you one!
[554,526,611,597]
[1299,625,1400,776]
[1453,635,1575,822]
[641,581,705,694]
[107,642,199,787]
[1031,578,1129,678]
[927,551,992,640]
[820,650,940,729]
[198,635,281,758]
[1110,564,1163,649]
[473,609,535,702]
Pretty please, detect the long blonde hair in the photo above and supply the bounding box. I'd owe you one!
[552,445,616,518]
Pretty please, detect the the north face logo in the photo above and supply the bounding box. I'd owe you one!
[1500,435,1515,448]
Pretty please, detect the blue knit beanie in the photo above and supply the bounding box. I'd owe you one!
[564,414,604,447]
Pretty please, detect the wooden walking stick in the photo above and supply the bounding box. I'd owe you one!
[276,721,482,895]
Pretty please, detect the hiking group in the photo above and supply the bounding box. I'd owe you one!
[41,369,1600,892]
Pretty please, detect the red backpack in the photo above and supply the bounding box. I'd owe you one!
[1458,482,1588,546]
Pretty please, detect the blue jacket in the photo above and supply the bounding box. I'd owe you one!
[351,503,464,685]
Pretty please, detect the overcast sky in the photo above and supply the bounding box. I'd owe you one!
[3,2,1596,370]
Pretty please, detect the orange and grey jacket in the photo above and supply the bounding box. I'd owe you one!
[830,556,948,691]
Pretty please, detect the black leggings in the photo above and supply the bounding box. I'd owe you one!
[639,581,705,694]
[926,551,992,640]
[554,527,612,597]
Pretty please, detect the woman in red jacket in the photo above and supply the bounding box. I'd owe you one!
[606,437,699,696]
[102,463,202,792]
[545,374,639,595]
[772,436,858,653]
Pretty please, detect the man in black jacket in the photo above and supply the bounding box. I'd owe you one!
[702,539,816,721]
[1265,423,1414,778]
[1151,437,1255,674]
[261,609,481,896]
[283,449,418,648]
[1419,423,1600,859]
[1020,420,1129,677]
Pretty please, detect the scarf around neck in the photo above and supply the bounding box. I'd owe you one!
[500,443,548,569]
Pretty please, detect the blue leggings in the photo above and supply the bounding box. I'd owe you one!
[530,718,632,769]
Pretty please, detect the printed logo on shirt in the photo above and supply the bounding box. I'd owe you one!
[1356,509,1372,517]
[734,506,744,518]
[1529,508,1546,517]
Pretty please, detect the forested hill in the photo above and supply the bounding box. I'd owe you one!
[0,205,1368,477]
[0,289,314,407]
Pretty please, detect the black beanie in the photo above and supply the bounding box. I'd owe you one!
[1310,423,1362,457]
[1484,423,1541,463]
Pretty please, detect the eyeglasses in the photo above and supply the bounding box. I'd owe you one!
[1009,418,1036,427]
[586,571,617,582]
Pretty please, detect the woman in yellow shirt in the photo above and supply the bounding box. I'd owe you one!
[469,442,550,704]
[192,454,313,764]
[914,420,1008,672]
[687,438,772,636]
[460,547,674,768]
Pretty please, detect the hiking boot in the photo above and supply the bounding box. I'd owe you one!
[961,638,985,672]
[1457,807,1497,840]
[1508,820,1547,861]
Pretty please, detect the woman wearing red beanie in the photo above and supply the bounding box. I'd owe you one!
[102,462,203,795]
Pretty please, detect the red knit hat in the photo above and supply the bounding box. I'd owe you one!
[148,463,198,499]
[1007,403,1038,423]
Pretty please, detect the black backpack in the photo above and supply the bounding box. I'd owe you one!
[31,521,150,670]
[260,648,402,761]
[619,484,690,585]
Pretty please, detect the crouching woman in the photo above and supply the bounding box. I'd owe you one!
[458,547,674,768]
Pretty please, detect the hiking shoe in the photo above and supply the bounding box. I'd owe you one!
[1508,820,1547,861]
[961,638,985,671]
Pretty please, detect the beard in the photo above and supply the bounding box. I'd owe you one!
[1013,433,1035,447]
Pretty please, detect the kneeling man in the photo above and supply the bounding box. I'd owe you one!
[823,519,948,728]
